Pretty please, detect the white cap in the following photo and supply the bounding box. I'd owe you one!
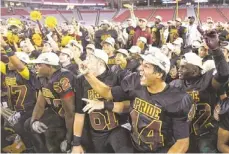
[207,17,214,23]
[175,18,182,23]
[30,52,59,66]
[102,37,115,47]
[15,52,30,63]
[183,52,203,69]
[155,16,162,21]
[20,41,26,47]
[93,49,109,64]
[202,60,215,74]
[167,20,172,24]
[67,40,83,53]
[86,44,95,51]
[137,37,147,44]
[61,48,73,59]
[129,46,141,54]
[173,37,183,45]
[116,49,129,57]
[139,18,147,23]
[223,42,229,51]
[100,20,110,26]
[140,48,170,74]
[192,40,202,48]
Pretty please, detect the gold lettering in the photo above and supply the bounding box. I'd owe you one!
[88,89,102,100]
[42,88,55,98]
[133,98,161,120]
[5,77,17,86]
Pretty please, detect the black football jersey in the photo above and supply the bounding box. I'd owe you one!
[40,69,76,118]
[170,69,218,136]
[64,63,79,76]
[5,69,40,112]
[75,70,123,132]
[111,73,193,152]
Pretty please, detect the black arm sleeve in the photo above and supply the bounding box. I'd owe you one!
[213,49,229,83]
[170,94,193,140]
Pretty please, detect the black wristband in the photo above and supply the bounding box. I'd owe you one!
[104,100,114,111]
[4,46,15,57]
[72,135,81,146]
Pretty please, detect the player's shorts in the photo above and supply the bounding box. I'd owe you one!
[90,126,134,153]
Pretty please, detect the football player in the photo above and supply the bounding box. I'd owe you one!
[27,52,75,152]
[78,48,193,153]
[72,49,133,153]
[170,30,229,152]
[1,37,40,152]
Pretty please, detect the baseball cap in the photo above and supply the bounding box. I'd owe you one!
[15,52,30,63]
[173,37,183,45]
[102,37,115,47]
[182,52,203,69]
[100,20,110,26]
[207,17,214,23]
[61,48,73,59]
[116,49,129,57]
[67,40,83,53]
[140,48,170,74]
[175,18,182,23]
[30,52,59,66]
[137,37,147,44]
[93,49,109,64]
[192,40,202,48]
[167,20,172,24]
[129,46,141,54]
[139,18,147,23]
[155,16,162,21]
[86,44,95,51]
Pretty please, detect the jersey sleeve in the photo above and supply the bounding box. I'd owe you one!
[0,61,6,75]
[18,67,30,80]
[168,94,193,140]
[74,78,85,114]
[111,73,138,102]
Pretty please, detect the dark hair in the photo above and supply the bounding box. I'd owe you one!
[152,64,167,81]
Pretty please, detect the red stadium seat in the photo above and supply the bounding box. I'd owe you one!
[177,8,187,20]
[220,8,229,21]
[113,10,130,22]
[149,8,175,22]
[199,8,226,22]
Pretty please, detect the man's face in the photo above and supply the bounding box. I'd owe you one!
[189,18,195,24]
[86,48,94,55]
[127,20,132,26]
[100,24,109,30]
[85,54,100,73]
[102,42,113,55]
[20,42,30,53]
[155,18,160,24]
[115,53,127,65]
[61,23,68,32]
[175,21,181,27]
[68,25,75,34]
[169,65,178,79]
[35,63,51,77]
[139,20,147,29]
[198,47,208,58]
[59,52,70,64]
[207,22,214,29]
[42,43,52,53]
[138,61,160,86]
[178,61,197,80]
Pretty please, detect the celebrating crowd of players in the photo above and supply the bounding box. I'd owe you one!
[1,6,229,153]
